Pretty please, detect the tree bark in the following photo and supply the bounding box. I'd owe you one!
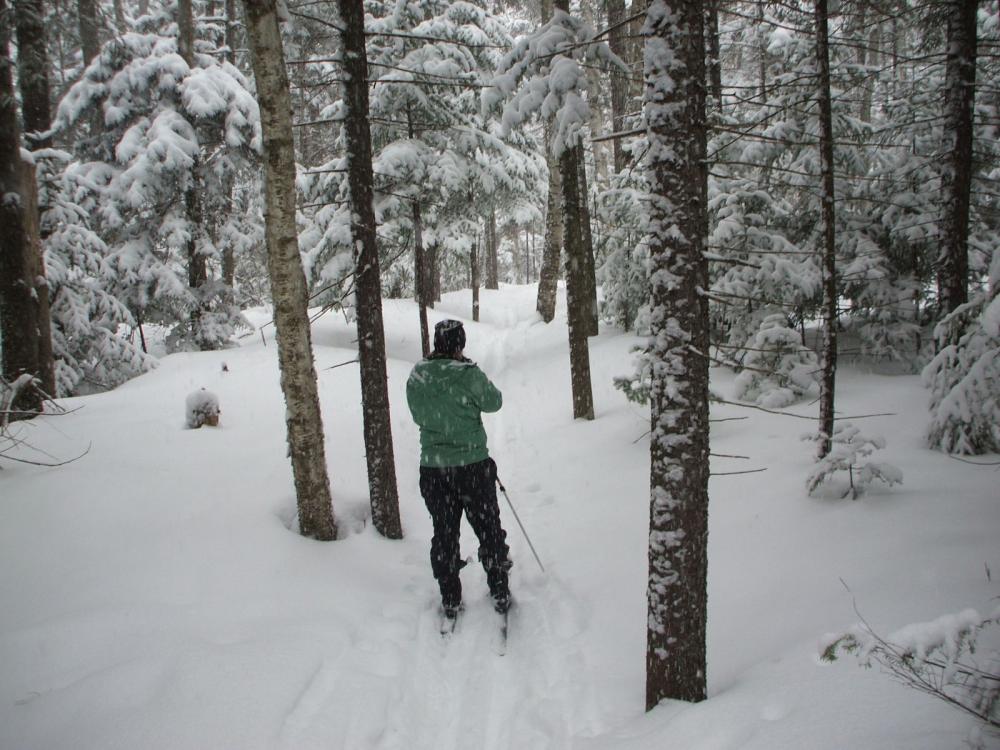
[221,0,238,290]
[177,0,212,349]
[413,201,430,357]
[607,0,629,172]
[77,0,100,65]
[577,148,599,336]
[471,231,481,322]
[14,0,55,398]
[1,0,48,415]
[337,0,402,540]
[242,0,337,541]
[485,209,499,290]
[815,0,838,459]
[938,0,977,315]
[706,0,722,108]
[536,0,561,322]
[560,143,595,420]
[644,0,710,710]
[536,124,562,322]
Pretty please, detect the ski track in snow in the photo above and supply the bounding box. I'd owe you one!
[277,306,594,750]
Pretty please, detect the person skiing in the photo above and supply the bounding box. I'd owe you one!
[406,319,512,622]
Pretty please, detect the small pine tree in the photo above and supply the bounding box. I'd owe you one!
[805,422,902,499]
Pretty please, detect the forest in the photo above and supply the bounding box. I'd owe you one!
[1,0,998,747]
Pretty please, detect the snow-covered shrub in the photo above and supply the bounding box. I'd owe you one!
[805,422,902,499]
[822,607,1000,744]
[923,281,1000,455]
[732,313,820,408]
[186,389,220,429]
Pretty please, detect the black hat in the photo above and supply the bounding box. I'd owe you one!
[433,319,466,354]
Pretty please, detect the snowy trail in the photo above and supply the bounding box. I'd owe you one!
[303,300,598,750]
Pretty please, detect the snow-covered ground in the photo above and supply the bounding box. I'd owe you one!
[2,284,998,749]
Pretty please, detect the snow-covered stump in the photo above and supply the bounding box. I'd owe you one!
[805,422,902,499]
[185,388,220,429]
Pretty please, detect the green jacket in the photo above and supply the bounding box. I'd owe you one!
[406,355,502,468]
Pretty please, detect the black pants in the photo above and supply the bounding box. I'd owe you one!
[419,459,510,608]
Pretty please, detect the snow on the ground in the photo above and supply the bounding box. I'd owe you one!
[2,283,998,750]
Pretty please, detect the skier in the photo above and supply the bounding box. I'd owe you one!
[406,319,512,623]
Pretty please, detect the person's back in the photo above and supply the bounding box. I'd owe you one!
[407,355,502,468]
[405,320,512,620]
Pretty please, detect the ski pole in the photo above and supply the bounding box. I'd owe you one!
[495,475,546,573]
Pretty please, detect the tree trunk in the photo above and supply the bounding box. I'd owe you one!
[485,209,499,290]
[607,0,629,172]
[471,231,480,322]
[815,0,838,459]
[337,0,402,540]
[413,201,430,357]
[536,0,561,322]
[77,0,100,65]
[14,0,55,398]
[938,0,977,315]
[177,0,211,349]
[512,226,522,284]
[428,243,440,305]
[577,148,599,336]
[706,0,722,108]
[581,0,608,184]
[113,0,126,32]
[242,0,337,541]
[1,0,47,416]
[643,0,710,710]
[560,143,595,420]
[221,0,238,290]
[537,125,562,322]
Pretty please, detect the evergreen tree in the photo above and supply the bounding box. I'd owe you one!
[50,7,262,352]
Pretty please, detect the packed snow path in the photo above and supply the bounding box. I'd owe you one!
[276,290,602,749]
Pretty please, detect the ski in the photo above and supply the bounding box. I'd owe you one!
[494,605,510,656]
[440,606,461,637]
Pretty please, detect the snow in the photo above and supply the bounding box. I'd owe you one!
[2,284,998,749]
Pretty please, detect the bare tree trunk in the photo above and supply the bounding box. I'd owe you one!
[242,0,337,541]
[221,0,238,289]
[536,0,561,322]
[471,230,480,322]
[537,126,562,322]
[113,0,126,32]
[511,226,522,284]
[938,0,977,315]
[413,201,430,357]
[560,143,595,420]
[706,0,722,108]
[0,16,44,413]
[77,0,100,64]
[577,148,599,336]
[815,0,838,459]
[14,0,55,398]
[607,0,629,172]
[428,243,440,305]
[485,208,499,290]
[177,0,212,349]
[644,0,710,710]
[581,0,608,184]
[337,0,403,540]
